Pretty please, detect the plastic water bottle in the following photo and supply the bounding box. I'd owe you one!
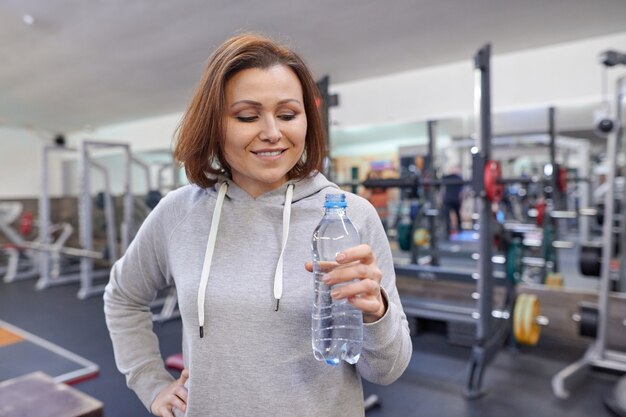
[311,193,363,366]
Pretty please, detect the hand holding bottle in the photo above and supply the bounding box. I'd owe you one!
[306,243,387,323]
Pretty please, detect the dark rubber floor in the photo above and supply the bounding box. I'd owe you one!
[0,275,621,417]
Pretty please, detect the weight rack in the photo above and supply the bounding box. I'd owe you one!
[552,71,626,399]
[392,44,515,399]
[359,45,573,398]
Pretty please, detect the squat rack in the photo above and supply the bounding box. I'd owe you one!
[37,145,104,291]
[464,43,508,399]
[361,44,579,398]
[383,44,514,399]
[552,66,626,399]
[77,140,134,299]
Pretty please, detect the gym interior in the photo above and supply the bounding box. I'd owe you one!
[2,2,626,416]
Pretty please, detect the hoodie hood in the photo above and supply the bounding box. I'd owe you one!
[197,172,339,338]
[210,172,339,204]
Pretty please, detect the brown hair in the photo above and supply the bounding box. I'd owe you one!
[174,33,326,188]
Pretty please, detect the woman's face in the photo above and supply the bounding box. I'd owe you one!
[223,64,307,197]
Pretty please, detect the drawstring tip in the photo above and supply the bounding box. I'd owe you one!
[274,299,280,311]
[199,326,204,338]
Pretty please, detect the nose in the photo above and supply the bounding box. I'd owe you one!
[260,117,281,143]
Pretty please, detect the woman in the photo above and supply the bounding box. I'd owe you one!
[104,33,412,417]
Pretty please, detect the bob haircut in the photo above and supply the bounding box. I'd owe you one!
[174,33,326,188]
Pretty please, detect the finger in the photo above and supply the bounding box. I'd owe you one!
[151,400,168,416]
[331,279,379,300]
[316,260,339,273]
[347,295,384,315]
[323,263,365,286]
[170,396,188,413]
[179,368,189,384]
[158,405,175,417]
[324,263,381,286]
[304,261,313,272]
[336,244,376,265]
[174,386,189,403]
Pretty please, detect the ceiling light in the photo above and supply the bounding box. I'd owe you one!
[22,14,35,25]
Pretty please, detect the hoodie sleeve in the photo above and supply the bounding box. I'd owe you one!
[352,196,413,385]
[103,195,178,411]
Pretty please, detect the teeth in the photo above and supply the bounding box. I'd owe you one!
[256,150,282,156]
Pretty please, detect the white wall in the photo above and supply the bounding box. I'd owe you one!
[2,30,625,198]
[0,113,184,198]
[331,31,626,127]
[0,128,44,198]
[66,112,184,151]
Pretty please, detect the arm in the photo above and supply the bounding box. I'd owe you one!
[352,214,413,386]
[103,202,176,410]
[306,197,413,385]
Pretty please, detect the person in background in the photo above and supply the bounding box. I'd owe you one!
[361,170,390,230]
[442,166,464,236]
[103,33,412,417]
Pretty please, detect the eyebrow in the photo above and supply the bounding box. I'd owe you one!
[230,98,302,108]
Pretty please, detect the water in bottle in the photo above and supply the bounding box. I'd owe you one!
[311,193,363,366]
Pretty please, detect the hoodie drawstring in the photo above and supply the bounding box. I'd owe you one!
[197,182,294,338]
[197,182,228,338]
[273,184,294,311]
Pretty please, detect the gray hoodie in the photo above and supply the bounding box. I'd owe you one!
[104,172,412,417]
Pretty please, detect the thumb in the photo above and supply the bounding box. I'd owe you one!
[304,261,313,272]
[179,368,189,384]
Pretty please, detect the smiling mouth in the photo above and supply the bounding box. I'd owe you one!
[253,150,285,156]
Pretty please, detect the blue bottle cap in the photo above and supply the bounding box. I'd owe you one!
[324,193,347,208]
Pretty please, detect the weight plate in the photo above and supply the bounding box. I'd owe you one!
[579,245,602,277]
[523,294,540,346]
[514,293,541,346]
[413,228,430,247]
[514,294,528,345]
[484,160,504,203]
[579,305,598,338]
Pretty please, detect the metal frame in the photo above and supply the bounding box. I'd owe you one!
[395,263,507,284]
[0,204,39,283]
[552,75,626,399]
[36,145,83,290]
[463,43,513,399]
[130,155,154,192]
[77,141,134,299]
[131,155,181,322]
[543,107,560,276]
[412,120,440,265]
[619,77,626,293]
[444,115,592,244]
[156,159,182,191]
[393,45,513,399]
[402,297,511,325]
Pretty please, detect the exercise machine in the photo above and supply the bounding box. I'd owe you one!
[0,202,38,282]
[36,144,103,291]
[552,55,626,404]
[77,140,134,299]
[366,44,526,399]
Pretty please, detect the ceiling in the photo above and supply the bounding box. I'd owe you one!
[1,0,626,136]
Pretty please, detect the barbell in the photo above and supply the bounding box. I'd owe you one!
[361,161,575,203]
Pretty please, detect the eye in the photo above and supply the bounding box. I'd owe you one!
[278,113,296,121]
[236,116,258,122]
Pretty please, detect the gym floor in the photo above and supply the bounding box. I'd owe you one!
[0,275,619,417]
